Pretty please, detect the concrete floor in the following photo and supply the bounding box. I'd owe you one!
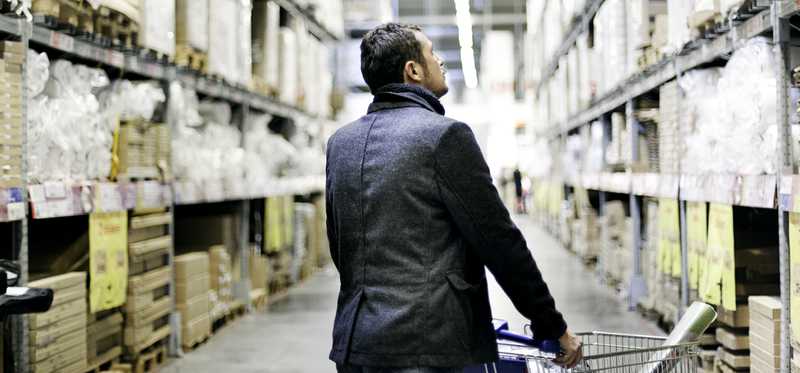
[163,216,662,373]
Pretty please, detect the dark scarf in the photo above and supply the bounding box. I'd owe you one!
[367,83,445,116]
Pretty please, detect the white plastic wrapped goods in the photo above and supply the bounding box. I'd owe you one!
[97,80,166,122]
[577,33,591,109]
[666,0,692,53]
[138,0,175,57]
[584,122,605,172]
[176,0,208,51]
[719,0,744,15]
[680,37,777,175]
[690,0,720,27]
[253,0,281,88]
[594,0,628,95]
[27,57,113,183]
[237,0,253,87]
[208,0,238,83]
[279,27,298,105]
[101,0,140,24]
[27,50,48,97]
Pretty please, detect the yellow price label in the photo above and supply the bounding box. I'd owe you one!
[89,211,128,313]
[789,212,800,342]
[658,198,680,277]
[703,203,733,308]
[687,202,707,291]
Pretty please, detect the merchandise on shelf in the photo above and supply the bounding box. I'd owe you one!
[27,272,88,373]
[208,0,252,87]
[747,296,781,373]
[252,0,281,94]
[659,80,681,174]
[278,26,298,105]
[209,245,234,319]
[601,201,632,285]
[87,310,124,370]
[680,37,776,175]
[175,252,212,348]
[0,41,23,188]
[139,0,175,57]
[593,0,628,96]
[666,0,694,53]
[125,210,172,354]
[27,52,112,184]
[175,0,209,53]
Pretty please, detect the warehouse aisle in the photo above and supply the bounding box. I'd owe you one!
[163,216,660,372]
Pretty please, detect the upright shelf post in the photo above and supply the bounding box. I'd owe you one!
[627,100,646,309]
[773,2,793,372]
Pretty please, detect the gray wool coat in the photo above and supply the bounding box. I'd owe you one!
[325,83,566,368]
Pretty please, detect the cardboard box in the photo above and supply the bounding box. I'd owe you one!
[720,347,750,369]
[177,293,210,324]
[29,315,86,348]
[749,296,781,320]
[29,327,85,363]
[717,327,749,350]
[176,275,210,303]
[175,252,210,280]
[181,314,210,346]
[750,315,781,344]
[28,297,86,329]
[28,272,85,291]
[718,305,749,327]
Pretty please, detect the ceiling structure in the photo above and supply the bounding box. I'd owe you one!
[341,0,527,101]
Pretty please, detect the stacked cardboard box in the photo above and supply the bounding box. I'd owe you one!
[175,253,211,349]
[117,120,158,180]
[124,211,173,355]
[138,0,175,57]
[209,245,233,320]
[717,305,751,372]
[602,201,631,285]
[572,208,599,262]
[27,272,88,373]
[0,41,23,188]
[249,249,269,308]
[659,81,680,174]
[749,296,781,373]
[86,309,123,371]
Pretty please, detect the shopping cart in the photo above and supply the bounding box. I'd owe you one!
[465,320,702,373]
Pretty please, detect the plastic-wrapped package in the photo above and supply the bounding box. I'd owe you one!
[208,0,239,83]
[279,27,298,105]
[562,135,584,182]
[139,0,175,57]
[680,37,777,175]
[26,50,48,97]
[666,0,693,53]
[253,0,281,89]
[27,57,113,183]
[97,80,166,121]
[584,122,605,172]
[176,0,208,52]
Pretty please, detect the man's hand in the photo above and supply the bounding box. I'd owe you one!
[554,329,583,369]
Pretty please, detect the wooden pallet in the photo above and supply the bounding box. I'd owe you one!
[175,44,208,74]
[211,301,247,332]
[31,0,94,35]
[85,348,122,373]
[181,332,210,353]
[131,342,167,373]
[93,5,138,49]
[249,288,268,311]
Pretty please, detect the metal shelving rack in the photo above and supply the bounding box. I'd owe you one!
[533,1,800,371]
[0,0,339,371]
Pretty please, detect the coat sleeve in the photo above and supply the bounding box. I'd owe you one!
[433,121,567,340]
[325,135,340,271]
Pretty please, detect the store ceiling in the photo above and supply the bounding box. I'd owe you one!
[395,0,526,98]
[341,0,526,98]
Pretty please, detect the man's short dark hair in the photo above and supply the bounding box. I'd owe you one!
[360,23,424,93]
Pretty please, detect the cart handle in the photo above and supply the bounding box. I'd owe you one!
[493,320,561,354]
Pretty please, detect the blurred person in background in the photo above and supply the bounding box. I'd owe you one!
[325,23,582,373]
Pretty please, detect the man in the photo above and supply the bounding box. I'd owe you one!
[326,23,582,373]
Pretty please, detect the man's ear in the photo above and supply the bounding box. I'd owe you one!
[403,60,423,84]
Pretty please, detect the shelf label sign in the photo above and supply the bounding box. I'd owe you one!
[789,212,800,342]
[658,198,680,277]
[687,202,708,291]
[702,203,734,309]
[89,211,128,313]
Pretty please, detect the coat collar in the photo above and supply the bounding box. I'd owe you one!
[367,83,446,115]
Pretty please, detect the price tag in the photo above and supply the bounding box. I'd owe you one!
[658,198,680,277]
[89,211,128,312]
[106,50,124,67]
[43,181,67,199]
[6,202,23,220]
[27,184,45,202]
[790,212,800,343]
[49,32,75,53]
[687,202,707,291]
[702,203,734,308]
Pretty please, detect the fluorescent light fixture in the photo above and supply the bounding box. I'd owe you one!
[454,0,478,89]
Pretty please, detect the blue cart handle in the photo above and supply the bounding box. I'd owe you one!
[493,320,561,354]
